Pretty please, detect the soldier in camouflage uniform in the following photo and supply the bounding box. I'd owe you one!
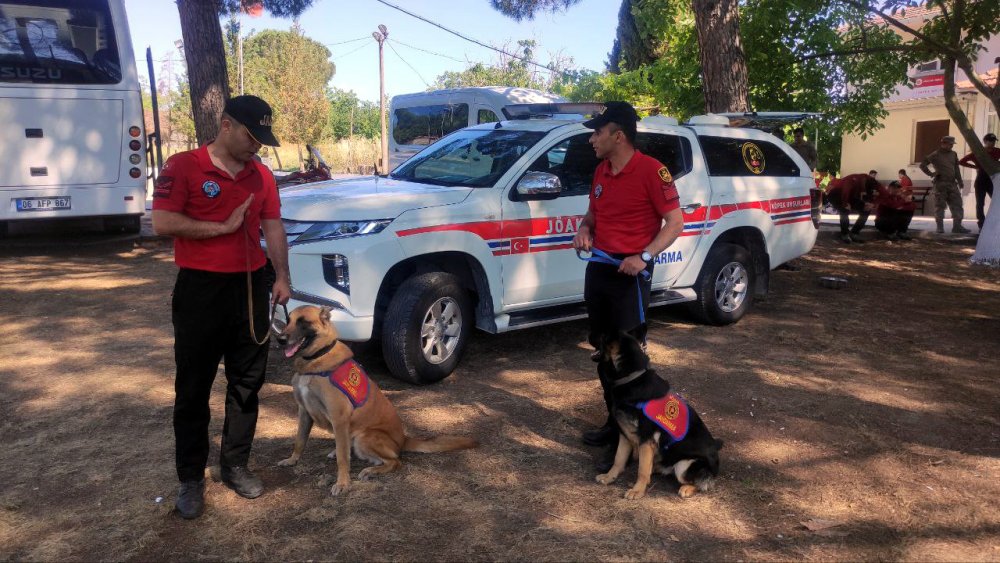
[920,135,971,234]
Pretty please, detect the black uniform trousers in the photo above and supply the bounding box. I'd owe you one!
[584,258,654,423]
[875,209,914,235]
[827,190,869,235]
[974,171,994,229]
[172,267,270,482]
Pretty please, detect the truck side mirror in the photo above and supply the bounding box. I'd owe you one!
[514,171,562,201]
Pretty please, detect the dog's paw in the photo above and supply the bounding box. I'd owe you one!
[358,467,376,481]
[595,472,617,485]
[276,456,298,467]
[330,481,350,496]
[678,484,698,499]
[624,486,647,500]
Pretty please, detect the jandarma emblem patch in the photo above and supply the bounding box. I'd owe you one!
[657,167,673,183]
[202,180,221,198]
[594,184,603,198]
[741,142,765,174]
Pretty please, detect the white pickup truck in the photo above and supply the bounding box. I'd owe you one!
[276,108,819,384]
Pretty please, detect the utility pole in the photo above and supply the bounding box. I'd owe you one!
[237,18,244,95]
[373,24,388,174]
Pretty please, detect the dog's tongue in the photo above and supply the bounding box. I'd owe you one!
[284,340,303,358]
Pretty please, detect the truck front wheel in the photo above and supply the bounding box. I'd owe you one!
[381,272,472,384]
[688,243,755,325]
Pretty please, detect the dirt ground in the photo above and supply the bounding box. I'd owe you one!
[1,226,999,562]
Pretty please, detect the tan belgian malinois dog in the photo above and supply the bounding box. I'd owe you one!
[275,305,477,495]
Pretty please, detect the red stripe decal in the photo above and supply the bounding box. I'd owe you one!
[773,217,813,226]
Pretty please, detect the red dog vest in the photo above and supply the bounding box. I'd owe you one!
[636,392,689,443]
[319,360,370,407]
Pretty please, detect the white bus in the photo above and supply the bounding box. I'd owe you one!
[0,0,146,235]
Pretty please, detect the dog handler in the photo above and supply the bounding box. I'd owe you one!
[571,101,684,471]
[152,95,291,519]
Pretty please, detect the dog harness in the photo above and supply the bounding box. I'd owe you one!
[636,392,689,443]
[309,359,370,408]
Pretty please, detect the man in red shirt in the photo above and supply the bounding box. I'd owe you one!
[152,95,290,519]
[959,132,1000,230]
[571,101,684,469]
[874,180,917,241]
[826,173,887,243]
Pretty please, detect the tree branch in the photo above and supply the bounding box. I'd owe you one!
[798,44,923,61]
[835,0,962,59]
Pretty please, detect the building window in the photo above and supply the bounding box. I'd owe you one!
[913,119,950,164]
[914,60,942,74]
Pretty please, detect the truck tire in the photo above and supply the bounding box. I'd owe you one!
[688,243,755,325]
[381,272,472,384]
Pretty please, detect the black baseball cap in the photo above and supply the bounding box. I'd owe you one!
[583,101,639,137]
[985,133,997,142]
[224,95,280,147]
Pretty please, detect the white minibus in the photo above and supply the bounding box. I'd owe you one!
[388,86,566,171]
[1,0,146,234]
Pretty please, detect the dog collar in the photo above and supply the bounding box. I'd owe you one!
[302,340,337,361]
[613,369,646,387]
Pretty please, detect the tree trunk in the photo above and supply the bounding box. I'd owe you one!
[691,0,749,113]
[176,0,230,146]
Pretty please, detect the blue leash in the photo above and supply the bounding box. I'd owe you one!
[576,247,650,323]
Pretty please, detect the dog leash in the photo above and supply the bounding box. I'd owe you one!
[576,247,650,323]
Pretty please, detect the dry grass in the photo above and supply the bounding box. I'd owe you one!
[1,231,999,561]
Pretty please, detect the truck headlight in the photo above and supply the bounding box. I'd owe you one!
[287,219,392,245]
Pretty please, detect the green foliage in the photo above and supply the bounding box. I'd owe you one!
[431,40,550,90]
[325,88,381,140]
[238,25,335,146]
[489,0,581,21]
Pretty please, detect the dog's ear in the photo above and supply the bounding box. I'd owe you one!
[319,306,332,325]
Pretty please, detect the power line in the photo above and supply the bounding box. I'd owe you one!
[324,35,369,47]
[332,39,373,61]
[388,37,466,64]
[373,0,574,77]
[386,39,429,87]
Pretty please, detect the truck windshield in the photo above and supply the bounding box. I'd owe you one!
[391,129,546,187]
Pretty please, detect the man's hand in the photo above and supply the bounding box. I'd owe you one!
[572,226,593,252]
[221,194,254,234]
[619,255,647,276]
[271,277,291,305]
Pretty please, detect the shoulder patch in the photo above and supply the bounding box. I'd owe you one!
[657,166,673,184]
[153,175,173,199]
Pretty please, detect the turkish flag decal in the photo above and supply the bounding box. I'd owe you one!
[510,238,530,254]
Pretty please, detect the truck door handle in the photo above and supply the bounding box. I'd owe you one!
[682,203,703,213]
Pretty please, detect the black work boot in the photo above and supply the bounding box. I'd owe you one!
[176,479,205,519]
[582,423,618,447]
[221,466,264,499]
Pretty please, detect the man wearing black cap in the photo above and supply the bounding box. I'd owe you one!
[152,95,290,519]
[920,135,970,233]
[959,133,1000,231]
[571,101,684,471]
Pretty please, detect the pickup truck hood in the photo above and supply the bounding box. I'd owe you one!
[278,176,474,221]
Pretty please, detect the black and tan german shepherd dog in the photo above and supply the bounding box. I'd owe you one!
[594,331,723,500]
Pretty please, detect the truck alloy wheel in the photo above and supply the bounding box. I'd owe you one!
[382,272,472,384]
[689,243,756,325]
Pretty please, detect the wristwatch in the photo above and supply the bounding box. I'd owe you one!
[640,250,653,263]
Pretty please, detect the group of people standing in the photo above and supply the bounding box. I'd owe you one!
[791,129,998,242]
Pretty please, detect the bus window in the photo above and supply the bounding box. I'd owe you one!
[0,0,122,84]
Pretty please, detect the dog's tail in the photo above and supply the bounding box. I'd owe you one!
[403,434,478,453]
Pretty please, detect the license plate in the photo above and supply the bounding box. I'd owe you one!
[15,197,71,212]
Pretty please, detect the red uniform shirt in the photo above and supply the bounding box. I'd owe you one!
[589,150,680,254]
[898,175,913,196]
[876,192,916,215]
[827,173,886,207]
[959,147,1000,170]
[152,145,280,272]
